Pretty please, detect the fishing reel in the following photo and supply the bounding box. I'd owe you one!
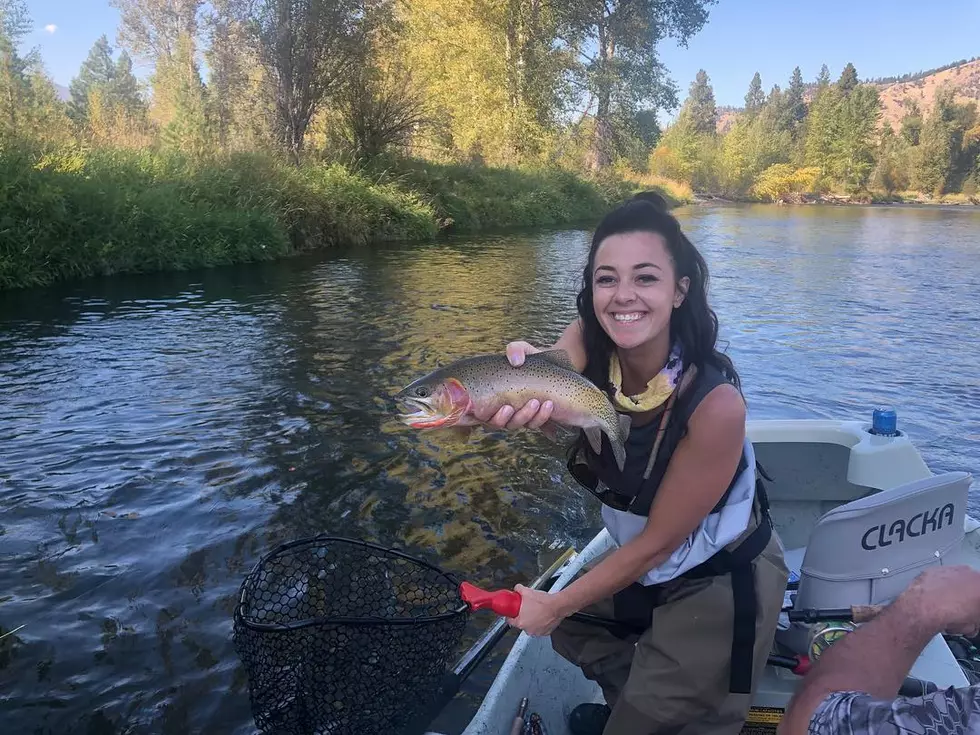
[806,620,856,662]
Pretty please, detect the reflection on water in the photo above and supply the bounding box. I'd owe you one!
[1,204,979,733]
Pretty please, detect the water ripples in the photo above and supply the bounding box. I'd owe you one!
[1,204,978,734]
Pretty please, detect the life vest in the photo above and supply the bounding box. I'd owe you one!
[567,361,775,695]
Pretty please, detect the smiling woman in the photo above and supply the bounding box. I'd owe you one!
[591,230,687,353]
[477,193,790,735]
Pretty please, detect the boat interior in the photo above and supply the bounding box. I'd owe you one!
[437,415,980,735]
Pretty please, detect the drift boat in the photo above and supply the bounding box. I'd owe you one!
[425,410,980,735]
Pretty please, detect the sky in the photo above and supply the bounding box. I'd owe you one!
[19,0,980,114]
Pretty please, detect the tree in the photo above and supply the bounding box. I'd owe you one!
[336,58,429,161]
[248,0,378,163]
[744,72,764,117]
[829,83,880,193]
[900,99,922,146]
[204,0,245,148]
[686,69,716,135]
[109,0,203,62]
[0,0,70,145]
[557,0,716,171]
[912,86,979,196]
[0,0,30,41]
[197,0,275,151]
[150,31,210,155]
[0,12,31,136]
[108,51,144,116]
[816,64,830,88]
[68,35,118,123]
[838,62,858,93]
[870,124,910,195]
[802,83,840,186]
[396,0,569,166]
[503,0,568,144]
[784,66,806,131]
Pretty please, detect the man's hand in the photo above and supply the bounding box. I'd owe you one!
[903,565,980,637]
[779,564,980,735]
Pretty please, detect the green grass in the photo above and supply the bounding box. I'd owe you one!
[0,141,682,290]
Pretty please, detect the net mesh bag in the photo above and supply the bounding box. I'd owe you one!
[232,536,468,735]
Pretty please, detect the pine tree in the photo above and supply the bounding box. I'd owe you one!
[744,72,764,117]
[68,35,117,123]
[686,69,717,135]
[802,84,840,185]
[838,62,858,93]
[816,64,830,88]
[785,66,806,131]
[151,31,210,155]
[829,83,880,192]
[108,52,144,116]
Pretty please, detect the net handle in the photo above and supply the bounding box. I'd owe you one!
[459,582,521,617]
[462,581,652,636]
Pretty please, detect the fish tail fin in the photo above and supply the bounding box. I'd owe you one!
[604,412,630,471]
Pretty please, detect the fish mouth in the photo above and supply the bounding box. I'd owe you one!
[396,396,432,419]
[395,396,449,428]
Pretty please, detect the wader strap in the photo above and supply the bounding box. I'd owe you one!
[727,465,774,693]
[682,497,773,694]
[728,540,763,694]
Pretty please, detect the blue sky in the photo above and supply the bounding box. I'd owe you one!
[657,0,980,110]
[21,0,980,113]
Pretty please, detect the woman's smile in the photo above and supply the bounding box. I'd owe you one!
[611,311,647,324]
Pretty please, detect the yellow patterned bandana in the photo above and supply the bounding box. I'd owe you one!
[608,342,684,413]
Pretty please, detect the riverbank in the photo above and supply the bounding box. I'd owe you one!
[0,143,688,291]
[694,191,980,206]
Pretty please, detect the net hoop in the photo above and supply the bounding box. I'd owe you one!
[233,535,466,632]
[231,535,471,735]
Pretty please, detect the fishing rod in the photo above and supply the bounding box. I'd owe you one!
[785,604,885,624]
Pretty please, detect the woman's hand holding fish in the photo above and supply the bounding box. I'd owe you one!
[480,397,555,430]
[477,341,555,430]
[505,340,541,366]
[505,584,566,637]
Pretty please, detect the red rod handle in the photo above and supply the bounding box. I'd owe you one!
[459,581,521,618]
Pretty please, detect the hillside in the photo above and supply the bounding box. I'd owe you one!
[715,105,740,134]
[874,58,980,130]
[712,58,980,133]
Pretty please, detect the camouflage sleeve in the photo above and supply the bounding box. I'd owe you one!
[806,685,980,735]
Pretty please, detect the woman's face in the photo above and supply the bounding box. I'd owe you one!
[591,230,688,352]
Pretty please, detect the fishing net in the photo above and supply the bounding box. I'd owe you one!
[232,536,469,735]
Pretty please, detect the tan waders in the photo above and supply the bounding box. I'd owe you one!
[551,506,789,735]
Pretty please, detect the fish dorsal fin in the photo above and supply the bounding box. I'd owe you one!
[532,349,576,372]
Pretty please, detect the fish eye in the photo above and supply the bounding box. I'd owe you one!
[414,386,430,397]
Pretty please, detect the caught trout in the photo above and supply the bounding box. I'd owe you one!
[394,349,631,470]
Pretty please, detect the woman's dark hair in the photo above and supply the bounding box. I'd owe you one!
[576,192,740,395]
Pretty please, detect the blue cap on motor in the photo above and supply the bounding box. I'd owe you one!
[871,407,898,436]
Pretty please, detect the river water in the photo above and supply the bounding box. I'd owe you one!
[1,204,979,734]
